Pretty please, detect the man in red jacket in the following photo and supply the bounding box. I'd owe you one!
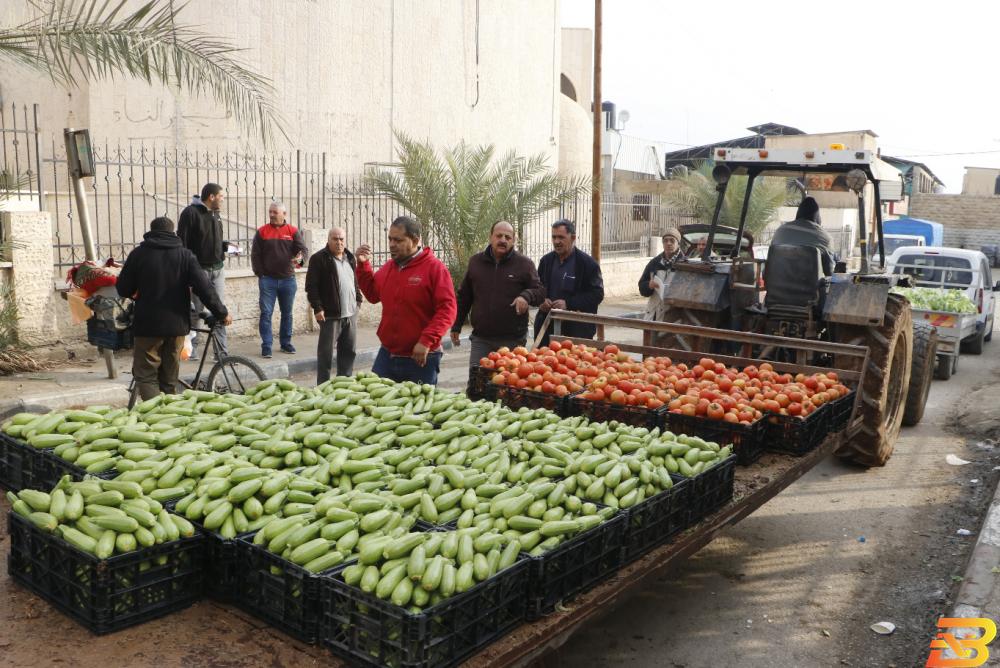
[355,216,457,385]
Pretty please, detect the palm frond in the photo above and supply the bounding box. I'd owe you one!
[367,131,593,291]
[664,161,785,234]
[0,0,286,144]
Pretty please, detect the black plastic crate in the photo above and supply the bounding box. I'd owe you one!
[828,391,857,432]
[185,517,254,602]
[764,403,831,456]
[621,477,692,563]
[0,433,32,491]
[683,455,736,523]
[566,395,664,429]
[661,412,767,465]
[525,510,628,620]
[86,318,133,351]
[0,433,54,492]
[466,365,498,402]
[6,512,204,634]
[234,536,349,643]
[321,556,529,668]
[495,384,568,415]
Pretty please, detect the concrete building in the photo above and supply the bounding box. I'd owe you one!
[1,0,571,176]
[0,4,665,348]
[962,166,1000,196]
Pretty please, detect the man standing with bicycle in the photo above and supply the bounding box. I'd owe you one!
[117,216,232,400]
[178,182,230,361]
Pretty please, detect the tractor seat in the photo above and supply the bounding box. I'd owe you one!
[761,244,828,317]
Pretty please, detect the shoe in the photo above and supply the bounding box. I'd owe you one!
[281,345,296,354]
[262,348,272,359]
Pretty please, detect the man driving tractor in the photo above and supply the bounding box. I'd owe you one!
[768,196,836,276]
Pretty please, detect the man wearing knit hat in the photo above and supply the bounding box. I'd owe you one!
[638,228,685,298]
[768,196,836,276]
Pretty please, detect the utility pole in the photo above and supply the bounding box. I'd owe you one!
[591,0,602,262]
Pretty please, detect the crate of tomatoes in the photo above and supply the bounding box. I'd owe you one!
[761,371,852,455]
[475,342,587,414]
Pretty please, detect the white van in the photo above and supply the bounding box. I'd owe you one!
[887,246,1000,351]
[873,234,925,265]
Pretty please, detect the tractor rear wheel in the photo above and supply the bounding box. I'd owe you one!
[902,320,937,427]
[832,294,913,466]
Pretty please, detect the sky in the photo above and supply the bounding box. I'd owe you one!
[561,0,998,193]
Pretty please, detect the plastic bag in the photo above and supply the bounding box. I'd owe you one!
[66,288,94,324]
[180,332,194,361]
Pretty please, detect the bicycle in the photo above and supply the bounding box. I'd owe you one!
[126,314,266,409]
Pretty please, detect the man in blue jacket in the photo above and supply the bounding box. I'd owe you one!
[533,219,604,347]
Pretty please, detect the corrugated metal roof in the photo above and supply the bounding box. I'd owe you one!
[606,132,671,177]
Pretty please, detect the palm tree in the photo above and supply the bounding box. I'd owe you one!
[0,0,286,144]
[665,162,792,238]
[366,130,591,290]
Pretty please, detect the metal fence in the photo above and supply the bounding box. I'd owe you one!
[1,102,696,271]
[0,103,45,250]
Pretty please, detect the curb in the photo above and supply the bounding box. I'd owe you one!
[0,334,470,418]
[951,475,1000,621]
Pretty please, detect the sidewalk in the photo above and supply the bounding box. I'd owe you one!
[0,299,647,418]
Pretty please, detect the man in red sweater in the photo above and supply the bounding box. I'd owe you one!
[355,216,457,385]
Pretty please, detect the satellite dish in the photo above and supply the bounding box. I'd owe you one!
[619,110,631,124]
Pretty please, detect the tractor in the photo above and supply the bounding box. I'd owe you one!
[651,147,936,466]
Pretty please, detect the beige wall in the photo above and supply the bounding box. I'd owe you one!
[962,167,1000,196]
[560,27,593,113]
[1,0,563,173]
[910,193,1000,231]
[558,94,592,177]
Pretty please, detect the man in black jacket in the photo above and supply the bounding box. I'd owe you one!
[117,217,231,400]
[638,228,685,297]
[450,221,546,367]
[305,227,361,383]
[533,219,604,346]
[769,196,836,276]
[177,182,228,360]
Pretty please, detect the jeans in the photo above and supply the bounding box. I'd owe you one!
[259,276,297,350]
[191,266,226,358]
[317,314,358,383]
[132,336,184,400]
[372,346,442,385]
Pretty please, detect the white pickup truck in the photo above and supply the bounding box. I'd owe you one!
[887,246,999,379]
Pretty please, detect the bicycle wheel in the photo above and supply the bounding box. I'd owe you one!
[206,355,267,395]
[126,378,140,410]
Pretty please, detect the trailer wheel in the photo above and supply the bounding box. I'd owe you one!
[961,323,985,355]
[832,294,912,467]
[935,353,954,381]
[902,320,937,426]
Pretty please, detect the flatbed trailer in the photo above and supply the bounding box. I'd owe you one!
[451,312,866,667]
[910,308,977,380]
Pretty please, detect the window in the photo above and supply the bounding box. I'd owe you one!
[631,193,651,221]
[893,254,973,287]
[993,174,1000,196]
